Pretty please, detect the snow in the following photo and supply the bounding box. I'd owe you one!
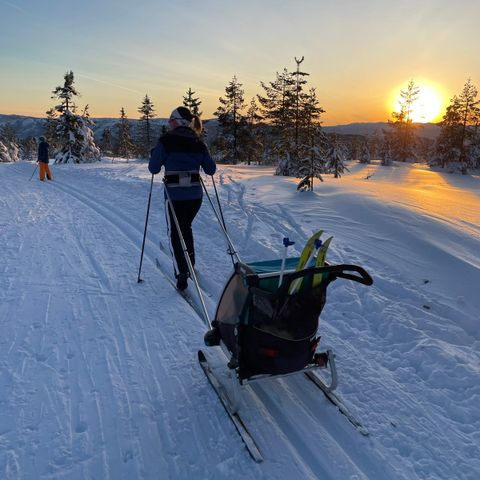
[0,159,478,479]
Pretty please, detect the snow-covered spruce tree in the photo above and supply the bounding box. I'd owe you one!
[359,141,371,164]
[115,108,135,162]
[0,124,20,162]
[51,71,100,164]
[214,75,245,163]
[257,68,297,174]
[324,135,349,178]
[386,79,420,162]
[136,94,156,158]
[183,87,202,117]
[0,140,11,163]
[78,105,101,161]
[295,87,326,181]
[296,125,328,189]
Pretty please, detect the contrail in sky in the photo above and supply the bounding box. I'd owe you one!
[77,72,144,95]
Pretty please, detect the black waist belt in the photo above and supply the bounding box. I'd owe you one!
[164,172,200,186]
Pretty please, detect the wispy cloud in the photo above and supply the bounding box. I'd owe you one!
[1,1,25,13]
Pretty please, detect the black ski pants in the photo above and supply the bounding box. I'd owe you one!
[167,198,202,277]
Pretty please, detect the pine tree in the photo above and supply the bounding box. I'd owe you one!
[137,94,156,158]
[432,80,480,172]
[115,108,134,161]
[387,79,420,162]
[51,71,99,164]
[456,79,480,166]
[183,87,202,116]
[214,76,245,163]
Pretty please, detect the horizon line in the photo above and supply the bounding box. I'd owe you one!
[0,112,441,128]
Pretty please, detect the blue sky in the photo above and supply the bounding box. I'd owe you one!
[1,0,479,124]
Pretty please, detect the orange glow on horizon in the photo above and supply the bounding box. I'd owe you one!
[389,81,447,123]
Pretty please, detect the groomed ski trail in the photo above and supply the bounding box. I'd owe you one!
[2,161,477,479]
[39,165,402,478]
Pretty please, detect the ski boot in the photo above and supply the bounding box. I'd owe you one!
[176,273,189,291]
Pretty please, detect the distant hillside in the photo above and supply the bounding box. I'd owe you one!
[0,114,441,141]
[323,122,441,140]
[0,114,169,141]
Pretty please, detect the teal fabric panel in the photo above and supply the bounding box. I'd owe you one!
[247,257,299,274]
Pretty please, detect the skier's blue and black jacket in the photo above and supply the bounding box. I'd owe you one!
[38,141,49,163]
[149,127,216,201]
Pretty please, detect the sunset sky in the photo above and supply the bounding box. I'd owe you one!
[1,0,479,125]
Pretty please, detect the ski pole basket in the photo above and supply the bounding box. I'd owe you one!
[214,258,373,381]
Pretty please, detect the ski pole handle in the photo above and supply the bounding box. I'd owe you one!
[283,237,295,248]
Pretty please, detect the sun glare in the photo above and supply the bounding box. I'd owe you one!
[391,83,445,123]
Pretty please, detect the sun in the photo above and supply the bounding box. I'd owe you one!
[391,82,445,123]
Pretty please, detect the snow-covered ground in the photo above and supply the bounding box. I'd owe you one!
[0,159,478,480]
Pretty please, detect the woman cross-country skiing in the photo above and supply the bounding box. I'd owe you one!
[149,106,216,291]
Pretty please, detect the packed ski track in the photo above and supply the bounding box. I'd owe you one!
[1,160,479,480]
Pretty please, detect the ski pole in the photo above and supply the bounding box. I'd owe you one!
[29,163,39,181]
[278,237,295,287]
[210,175,236,260]
[211,175,228,232]
[200,176,240,265]
[163,183,212,329]
[137,174,154,283]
